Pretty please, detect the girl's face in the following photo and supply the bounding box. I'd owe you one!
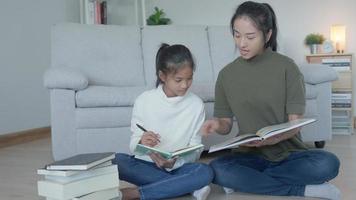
[233,16,271,60]
[159,64,193,97]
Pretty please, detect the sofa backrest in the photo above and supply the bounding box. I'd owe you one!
[142,25,215,88]
[51,23,145,87]
[207,26,240,81]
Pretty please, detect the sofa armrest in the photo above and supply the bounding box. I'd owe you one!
[44,68,89,90]
[299,64,338,85]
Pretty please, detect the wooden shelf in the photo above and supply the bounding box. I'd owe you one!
[306,53,354,134]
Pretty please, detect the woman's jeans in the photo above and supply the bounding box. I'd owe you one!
[114,153,214,200]
[210,149,340,196]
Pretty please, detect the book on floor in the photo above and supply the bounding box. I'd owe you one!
[135,143,204,159]
[209,118,316,153]
[44,164,118,184]
[38,171,119,199]
[45,187,120,200]
[38,160,112,177]
[45,152,115,170]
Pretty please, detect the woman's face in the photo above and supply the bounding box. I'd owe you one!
[233,16,271,60]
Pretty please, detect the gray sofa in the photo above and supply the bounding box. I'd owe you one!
[44,23,338,161]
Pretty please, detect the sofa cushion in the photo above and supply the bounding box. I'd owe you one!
[76,107,132,129]
[52,23,145,87]
[305,83,317,99]
[76,85,150,108]
[299,64,338,84]
[207,26,240,81]
[142,25,214,87]
[190,84,215,102]
[44,67,88,90]
[76,127,131,154]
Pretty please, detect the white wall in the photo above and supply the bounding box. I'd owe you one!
[1,0,355,135]
[0,0,79,135]
[145,0,356,112]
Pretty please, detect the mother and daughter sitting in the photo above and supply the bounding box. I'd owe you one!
[113,2,340,200]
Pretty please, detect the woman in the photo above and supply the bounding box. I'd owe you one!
[201,1,340,200]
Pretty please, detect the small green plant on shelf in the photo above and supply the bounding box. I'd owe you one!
[304,33,325,45]
[146,7,171,25]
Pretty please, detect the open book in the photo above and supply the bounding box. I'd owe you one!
[209,118,316,153]
[135,144,204,159]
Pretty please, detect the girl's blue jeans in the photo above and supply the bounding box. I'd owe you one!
[210,149,340,196]
[114,153,214,200]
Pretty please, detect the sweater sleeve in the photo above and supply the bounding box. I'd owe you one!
[168,101,205,171]
[129,97,145,154]
[214,71,234,118]
[286,63,306,115]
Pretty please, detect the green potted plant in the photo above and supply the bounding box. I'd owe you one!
[304,33,325,54]
[146,7,171,25]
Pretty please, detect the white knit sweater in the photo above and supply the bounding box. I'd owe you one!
[129,85,205,170]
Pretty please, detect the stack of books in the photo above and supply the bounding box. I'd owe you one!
[322,58,351,71]
[332,109,353,134]
[37,152,121,200]
[332,92,352,109]
[331,92,352,134]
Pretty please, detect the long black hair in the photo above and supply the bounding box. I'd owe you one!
[155,43,195,87]
[230,1,278,51]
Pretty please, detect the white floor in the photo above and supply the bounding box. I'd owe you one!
[0,134,355,200]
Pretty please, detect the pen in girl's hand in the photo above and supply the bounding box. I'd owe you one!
[136,124,161,143]
[136,124,147,132]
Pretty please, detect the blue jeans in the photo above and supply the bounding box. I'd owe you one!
[210,150,340,196]
[114,153,214,200]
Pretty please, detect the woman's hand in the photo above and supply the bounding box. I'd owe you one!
[201,119,220,136]
[241,127,301,148]
[201,118,232,136]
[139,131,161,147]
[149,153,178,169]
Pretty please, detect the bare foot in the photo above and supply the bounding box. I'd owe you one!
[120,187,140,200]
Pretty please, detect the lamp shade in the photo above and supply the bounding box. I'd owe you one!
[330,25,346,53]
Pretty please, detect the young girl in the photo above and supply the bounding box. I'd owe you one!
[114,44,213,200]
[201,1,340,200]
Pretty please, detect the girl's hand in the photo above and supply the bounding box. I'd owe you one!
[139,131,161,147]
[200,119,219,136]
[149,153,178,169]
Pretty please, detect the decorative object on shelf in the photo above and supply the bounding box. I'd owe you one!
[322,40,334,54]
[304,33,325,54]
[330,25,346,53]
[146,7,171,25]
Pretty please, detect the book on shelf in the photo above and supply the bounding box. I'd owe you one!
[332,103,352,108]
[209,118,316,153]
[38,171,119,200]
[80,0,107,24]
[134,143,204,159]
[100,1,107,24]
[321,58,351,64]
[45,152,115,171]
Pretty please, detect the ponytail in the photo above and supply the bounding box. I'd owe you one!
[262,3,278,51]
[155,43,170,87]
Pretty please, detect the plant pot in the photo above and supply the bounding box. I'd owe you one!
[310,44,319,54]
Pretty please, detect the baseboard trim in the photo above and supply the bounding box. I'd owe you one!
[0,127,51,148]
